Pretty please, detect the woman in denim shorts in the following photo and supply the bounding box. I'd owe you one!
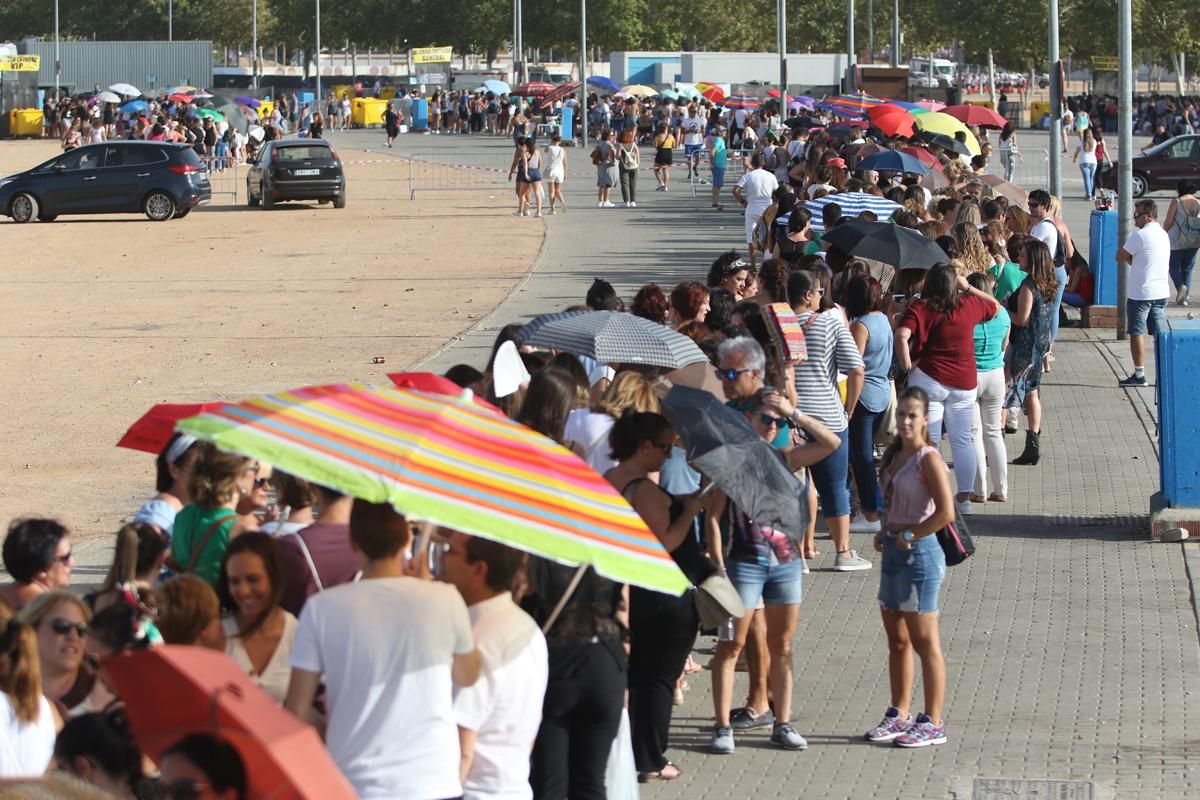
[706,394,839,755]
[866,386,954,749]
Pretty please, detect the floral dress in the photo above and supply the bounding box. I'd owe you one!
[1004,277,1053,408]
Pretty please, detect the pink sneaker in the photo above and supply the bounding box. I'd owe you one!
[864,707,913,742]
[893,714,947,748]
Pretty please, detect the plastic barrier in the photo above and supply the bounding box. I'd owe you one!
[9,109,44,137]
[1157,316,1200,507]
[1089,209,1120,305]
[352,98,387,128]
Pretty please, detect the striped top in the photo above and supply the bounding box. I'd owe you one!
[791,311,864,433]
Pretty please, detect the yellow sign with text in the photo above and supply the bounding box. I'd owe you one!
[412,46,453,65]
[1092,56,1118,72]
[0,55,41,71]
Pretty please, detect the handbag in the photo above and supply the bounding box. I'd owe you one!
[936,511,975,566]
[693,572,746,629]
[765,302,808,363]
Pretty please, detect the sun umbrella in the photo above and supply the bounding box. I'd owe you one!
[521,311,708,370]
[117,402,224,455]
[694,82,726,103]
[167,92,194,104]
[386,372,501,413]
[786,100,804,111]
[178,384,689,594]
[840,141,885,166]
[192,90,214,99]
[517,309,591,342]
[120,99,149,114]
[95,90,121,104]
[587,75,620,93]
[913,129,975,156]
[483,79,511,95]
[820,220,949,270]
[108,83,141,97]
[620,84,658,98]
[915,111,982,154]
[857,149,931,175]
[659,88,680,100]
[818,92,884,117]
[194,107,225,122]
[900,145,943,168]
[234,95,263,108]
[979,173,1029,205]
[661,385,807,539]
[914,98,947,112]
[248,125,265,142]
[784,115,825,130]
[803,192,903,233]
[792,95,816,109]
[723,94,761,109]
[107,646,357,800]
[513,81,556,98]
[880,99,926,114]
[167,85,198,94]
[868,110,917,138]
[921,168,953,191]
[943,104,1007,129]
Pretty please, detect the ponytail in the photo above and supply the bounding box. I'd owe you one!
[0,618,43,723]
[102,524,140,592]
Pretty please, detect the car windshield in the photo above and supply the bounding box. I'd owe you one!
[275,145,333,161]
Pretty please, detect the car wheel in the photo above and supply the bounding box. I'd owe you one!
[144,191,176,221]
[9,192,38,223]
[333,193,346,209]
[247,181,259,207]
[262,185,274,209]
[1132,172,1148,198]
[38,213,58,222]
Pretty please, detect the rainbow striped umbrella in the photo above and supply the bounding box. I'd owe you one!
[818,91,885,117]
[177,384,688,594]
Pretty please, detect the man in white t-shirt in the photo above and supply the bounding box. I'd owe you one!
[1116,198,1171,387]
[441,533,548,800]
[285,501,481,799]
[1028,189,1061,262]
[732,152,779,267]
[681,108,705,179]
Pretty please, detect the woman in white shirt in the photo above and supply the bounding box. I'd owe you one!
[1072,129,1098,199]
[564,372,661,474]
[0,614,56,779]
[217,533,297,704]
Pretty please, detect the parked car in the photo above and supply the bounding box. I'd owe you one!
[1101,134,1200,197]
[0,141,211,223]
[245,140,345,209]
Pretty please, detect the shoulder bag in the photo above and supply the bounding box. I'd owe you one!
[182,513,238,573]
[936,511,976,566]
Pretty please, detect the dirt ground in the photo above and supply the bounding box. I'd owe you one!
[0,140,541,543]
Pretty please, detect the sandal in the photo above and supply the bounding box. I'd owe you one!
[968,493,987,503]
[988,493,1008,502]
[684,655,704,674]
[638,763,683,783]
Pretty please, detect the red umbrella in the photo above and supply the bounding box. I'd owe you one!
[694,82,726,104]
[167,93,193,104]
[117,403,223,454]
[107,646,358,800]
[943,104,1007,129]
[512,82,556,98]
[869,110,917,138]
[386,372,502,413]
[901,145,944,170]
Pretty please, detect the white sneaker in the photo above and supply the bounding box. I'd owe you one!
[849,513,881,533]
[629,201,637,207]
[833,550,872,571]
[603,201,615,208]
[550,208,557,215]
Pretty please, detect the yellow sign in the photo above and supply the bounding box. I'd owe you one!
[1092,56,1118,72]
[0,55,41,72]
[412,46,453,65]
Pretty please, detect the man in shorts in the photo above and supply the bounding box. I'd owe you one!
[732,152,779,266]
[1117,198,1171,386]
[708,126,728,210]
[682,107,705,180]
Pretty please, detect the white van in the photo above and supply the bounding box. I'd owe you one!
[909,58,957,88]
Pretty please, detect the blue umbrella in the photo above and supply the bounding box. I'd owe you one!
[856,150,932,176]
[121,100,149,114]
[803,192,904,233]
[659,89,680,100]
[483,79,511,95]
[587,76,620,93]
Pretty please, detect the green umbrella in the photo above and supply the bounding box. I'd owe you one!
[194,107,226,123]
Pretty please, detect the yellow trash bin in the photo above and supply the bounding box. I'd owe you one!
[9,109,44,137]
[351,98,387,128]
[1029,100,1051,127]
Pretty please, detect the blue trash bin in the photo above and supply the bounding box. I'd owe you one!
[411,98,428,131]
[1090,209,1120,305]
[1157,316,1200,507]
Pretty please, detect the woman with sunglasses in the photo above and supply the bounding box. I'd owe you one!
[705,392,838,755]
[1,518,75,611]
[158,733,247,800]
[217,533,297,704]
[17,590,109,717]
[604,411,712,783]
[171,444,260,587]
[0,604,56,778]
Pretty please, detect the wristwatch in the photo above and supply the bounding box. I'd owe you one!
[900,530,916,543]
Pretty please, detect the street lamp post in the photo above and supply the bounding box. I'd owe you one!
[252,0,258,89]
[579,0,587,145]
[1117,0,1133,340]
[1048,0,1062,198]
[169,0,173,42]
[846,0,856,91]
[777,0,787,105]
[53,0,59,100]
[890,0,899,67]
[315,0,322,104]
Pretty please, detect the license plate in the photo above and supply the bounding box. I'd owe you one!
[294,169,320,176]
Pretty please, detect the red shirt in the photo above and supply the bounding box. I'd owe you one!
[900,294,997,390]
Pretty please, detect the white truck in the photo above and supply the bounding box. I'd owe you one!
[909,57,957,89]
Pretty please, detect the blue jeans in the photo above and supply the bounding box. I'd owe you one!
[1169,247,1197,297]
[1126,297,1168,336]
[878,534,946,613]
[726,559,804,608]
[1079,162,1096,197]
[848,403,884,514]
[1050,265,1069,343]
[809,428,850,519]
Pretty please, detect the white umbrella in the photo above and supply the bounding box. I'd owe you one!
[95,90,121,104]
[248,125,265,143]
[109,83,141,97]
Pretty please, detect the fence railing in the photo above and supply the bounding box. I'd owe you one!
[1006,147,1050,191]
[201,156,240,203]
[406,152,511,200]
[689,147,753,199]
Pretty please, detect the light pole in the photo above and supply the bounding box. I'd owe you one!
[1117,0,1132,340]
[1048,0,1062,198]
[168,0,173,42]
[53,0,59,100]
[846,0,856,91]
[315,0,322,103]
[867,0,873,63]
[579,0,587,145]
[777,0,787,105]
[890,0,899,67]
[252,0,258,89]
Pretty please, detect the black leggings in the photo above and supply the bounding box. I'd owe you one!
[530,641,625,800]
[628,588,699,772]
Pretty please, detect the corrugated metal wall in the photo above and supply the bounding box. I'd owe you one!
[19,41,212,92]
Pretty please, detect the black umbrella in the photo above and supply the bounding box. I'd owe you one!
[661,385,807,539]
[820,221,949,270]
[913,130,971,156]
[784,115,825,130]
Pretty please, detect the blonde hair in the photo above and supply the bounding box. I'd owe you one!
[0,599,42,723]
[187,442,253,508]
[593,372,661,418]
[953,222,992,273]
[1046,195,1062,218]
[17,589,91,629]
[954,201,982,227]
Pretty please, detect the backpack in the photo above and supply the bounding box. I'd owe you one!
[619,144,638,170]
[1178,206,1200,249]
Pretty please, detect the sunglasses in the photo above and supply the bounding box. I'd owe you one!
[759,414,785,428]
[253,477,272,488]
[56,550,73,565]
[49,618,88,638]
[715,367,753,382]
[162,780,212,800]
[1134,211,1149,218]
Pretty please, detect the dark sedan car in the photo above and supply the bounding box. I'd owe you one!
[246,139,345,209]
[1102,134,1200,197]
[0,141,211,222]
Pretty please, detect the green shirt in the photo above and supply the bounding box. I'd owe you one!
[171,505,238,586]
[989,261,1025,302]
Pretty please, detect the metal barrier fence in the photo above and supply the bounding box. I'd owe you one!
[201,156,240,203]
[406,152,511,200]
[1006,147,1050,192]
[689,147,753,198]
